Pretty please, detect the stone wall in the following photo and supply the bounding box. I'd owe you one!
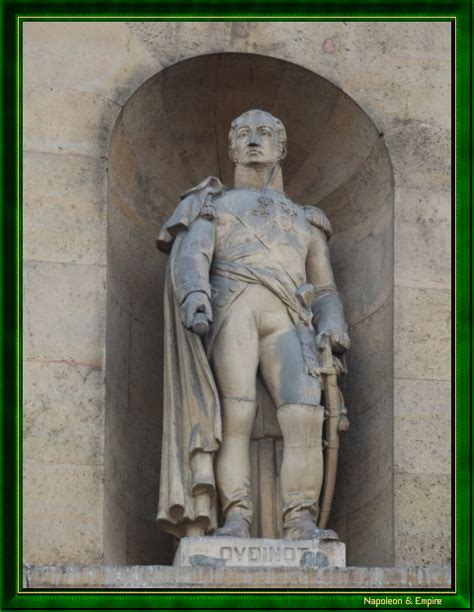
[23,21,451,570]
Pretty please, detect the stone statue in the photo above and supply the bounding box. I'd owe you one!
[156,109,350,544]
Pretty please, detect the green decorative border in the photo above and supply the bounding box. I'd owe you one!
[1,0,471,609]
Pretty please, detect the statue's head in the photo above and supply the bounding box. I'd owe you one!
[228,109,287,166]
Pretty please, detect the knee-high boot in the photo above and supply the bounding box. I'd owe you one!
[277,403,327,539]
[214,399,256,537]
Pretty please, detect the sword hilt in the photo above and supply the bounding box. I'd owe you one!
[192,313,210,336]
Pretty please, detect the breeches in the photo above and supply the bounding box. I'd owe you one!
[207,284,321,408]
[208,285,324,518]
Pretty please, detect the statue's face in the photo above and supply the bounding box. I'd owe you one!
[231,112,283,166]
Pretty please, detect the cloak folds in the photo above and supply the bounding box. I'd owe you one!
[156,178,224,537]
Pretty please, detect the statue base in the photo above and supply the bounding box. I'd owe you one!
[173,536,346,568]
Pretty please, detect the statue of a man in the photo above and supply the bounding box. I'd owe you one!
[156,109,349,541]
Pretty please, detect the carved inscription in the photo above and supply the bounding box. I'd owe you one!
[173,537,345,568]
[219,544,311,565]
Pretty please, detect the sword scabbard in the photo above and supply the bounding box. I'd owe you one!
[318,337,348,530]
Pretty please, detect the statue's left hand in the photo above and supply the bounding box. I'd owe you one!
[315,329,350,353]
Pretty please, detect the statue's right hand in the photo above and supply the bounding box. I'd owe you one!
[180,291,213,333]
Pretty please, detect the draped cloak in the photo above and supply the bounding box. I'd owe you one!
[156,177,225,537]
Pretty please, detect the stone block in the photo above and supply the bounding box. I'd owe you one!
[344,56,450,130]
[395,188,451,289]
[23,461,103,565]
[23,85,120,158]
[23,360,104,465]
[334,24,450,134]
[345,22,451,64]
[23,22,127,92]
[24,563,452,589]
[394,286,451,380]
[174,536,346,568]
[23,260,106,364]
[23,152,107,265]
[127,21,236,67]
[394,473,451,566]
[385,122,451,191]
[394,379,451,475]
[23,21,158,105]
[248,22,352,84]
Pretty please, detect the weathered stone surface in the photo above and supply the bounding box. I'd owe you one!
[23,152,107,265]
[23,260,106,364]
[23,22,158,106]
[385,122,451,191]
[24,85,120,158]
[345,57,450,130]
[394,379,451,475]
[174,536,345,568]
[319,139,393,236]
[103,493,127,566]
[331,200,393,326]
[23,360,104,465]
[394,286,451,380]
[23,462,103,565]
[105,291,130,406]
[342,392,393,513]
[126,22,451,118]
[107,195,165,325]
[394,473,451,566]
[343,294,393,416]
[347,484,394,567]
[24,563,451,589]
[395,187,451,289]
[103,381,172,566]
[344,22,451,64]
[23,22,127,91]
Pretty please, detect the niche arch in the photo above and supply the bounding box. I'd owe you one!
[105,52,394,566]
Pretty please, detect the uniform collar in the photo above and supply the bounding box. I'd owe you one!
[234,164,284,192]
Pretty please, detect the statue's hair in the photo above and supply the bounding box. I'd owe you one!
[228,109,287,162]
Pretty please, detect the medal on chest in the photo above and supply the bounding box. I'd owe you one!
[253,194,297,230]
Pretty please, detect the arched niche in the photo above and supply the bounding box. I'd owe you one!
[105,53,394,566]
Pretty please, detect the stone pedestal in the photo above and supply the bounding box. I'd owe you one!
[173,536,346,568]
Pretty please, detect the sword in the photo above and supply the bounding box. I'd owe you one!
[317,335,349,530]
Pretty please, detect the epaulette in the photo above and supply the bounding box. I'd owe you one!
[303,206,332,239]
[156,177,225,253]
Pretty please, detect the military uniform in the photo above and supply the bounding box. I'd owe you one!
[163,182,347,536]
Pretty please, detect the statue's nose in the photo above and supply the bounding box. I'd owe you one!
[248,132,262,146]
